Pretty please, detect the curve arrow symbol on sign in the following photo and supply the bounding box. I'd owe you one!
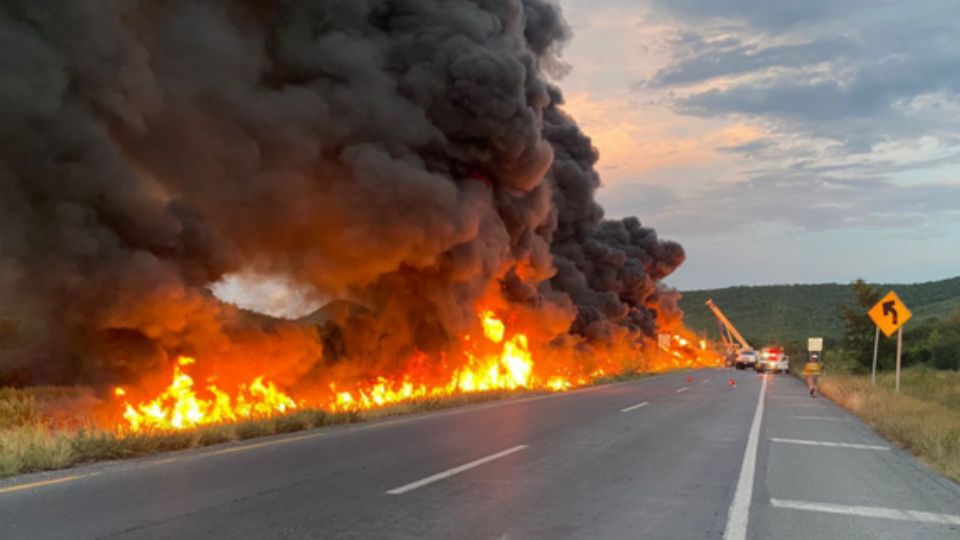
[883,301,898,325]
[870,291,911,338]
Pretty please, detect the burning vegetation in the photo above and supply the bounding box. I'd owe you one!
[1,0,719,436]
[115,356,299,433]
[111,310,715,433]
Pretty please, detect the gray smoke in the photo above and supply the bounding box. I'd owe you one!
[0,0,685,387]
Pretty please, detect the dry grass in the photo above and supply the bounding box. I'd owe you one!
[0,385,543,478]
[0,367,676,479]
[819,366,960,483]
[0,387,364,478]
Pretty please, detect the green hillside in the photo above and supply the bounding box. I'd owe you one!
[679,276,960,348]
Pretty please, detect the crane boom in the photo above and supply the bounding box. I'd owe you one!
[716,318,734,351]
[705,299,752,352]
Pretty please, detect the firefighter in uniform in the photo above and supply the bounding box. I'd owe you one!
[802,353,823,397]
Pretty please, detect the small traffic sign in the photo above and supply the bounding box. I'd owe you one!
[868,291,912,337]
[808,337,823,352]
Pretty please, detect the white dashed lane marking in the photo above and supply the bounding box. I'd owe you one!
[386,445,528,495]
[620,402,649,413]
[769,438,888,451]
[770,499,960,526]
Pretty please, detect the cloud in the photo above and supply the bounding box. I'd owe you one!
[648,0,866,31]
[601,168,960,237]
[649,36,857,87]
[716,139,772,155]
[211,273,323,319]
[677,54,960,122]
[560,0,960,288]
[595,182,679,218]
[646,2,960,154]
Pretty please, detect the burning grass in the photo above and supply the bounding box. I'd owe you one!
[107,312,716,434]
[0,368,669,478]
[818,367,960,483]
[0,312,718,478]
[0,386,360,478]
[0,384,539,478]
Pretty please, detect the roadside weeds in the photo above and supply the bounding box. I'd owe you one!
[818,369,960,484]
[0,370,662,478]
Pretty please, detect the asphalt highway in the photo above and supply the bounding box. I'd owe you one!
[2,369,959,539]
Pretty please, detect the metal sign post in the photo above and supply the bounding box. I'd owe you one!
[895,327,903,393]
[871,326,879,387]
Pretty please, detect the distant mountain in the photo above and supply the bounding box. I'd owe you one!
[295,299,371,327]
[678,276,960,348]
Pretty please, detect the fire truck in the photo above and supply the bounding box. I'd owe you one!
[754,346,790,374]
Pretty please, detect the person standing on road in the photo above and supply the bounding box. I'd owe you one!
[802,353,823,397]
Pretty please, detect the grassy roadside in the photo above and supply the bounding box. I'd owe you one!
[815,367,960,483]
[0,370,661,479]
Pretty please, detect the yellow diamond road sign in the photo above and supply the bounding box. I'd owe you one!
[868,291,912,337]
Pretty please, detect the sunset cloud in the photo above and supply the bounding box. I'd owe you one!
[558,0,960,288]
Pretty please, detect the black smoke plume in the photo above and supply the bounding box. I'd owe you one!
[0,0,684,388]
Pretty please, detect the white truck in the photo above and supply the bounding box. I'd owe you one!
[736,350,759,370]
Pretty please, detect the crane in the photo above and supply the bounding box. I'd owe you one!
[705,299,754,367]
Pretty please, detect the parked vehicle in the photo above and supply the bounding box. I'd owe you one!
[736,350,758,370]
[755,346,789,373]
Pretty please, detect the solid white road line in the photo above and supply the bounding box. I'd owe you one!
[769,438,888,451]
[723,375,768,540]
[770,498,960,526]
[675,387,689,393]
[386,445,529,495]
[620,401,650,413]
[791,416,844,421]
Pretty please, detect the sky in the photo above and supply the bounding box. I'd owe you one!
[557,0,960,290]
[218,0,960,318]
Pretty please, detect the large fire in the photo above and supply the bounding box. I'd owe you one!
[115,356,298,432]
[113,311,719,433]
[326,310,535,412]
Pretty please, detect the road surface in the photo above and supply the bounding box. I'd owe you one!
[2,369,959,539]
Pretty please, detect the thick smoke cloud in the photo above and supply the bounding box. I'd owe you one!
[0,0,684,387]
[543,89,685,341]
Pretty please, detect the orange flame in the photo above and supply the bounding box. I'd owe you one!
[113,312,721,432]
[326,312,535,411]
[115,356,297,433]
